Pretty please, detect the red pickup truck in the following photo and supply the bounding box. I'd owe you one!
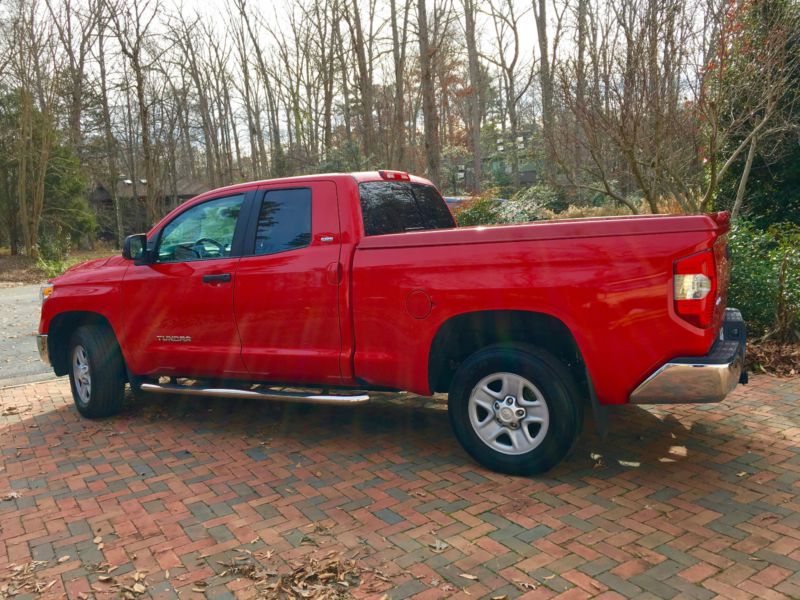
[38,171,746,475]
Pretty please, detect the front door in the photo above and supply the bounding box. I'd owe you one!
[234,182,343,384]
[122,193,250,378]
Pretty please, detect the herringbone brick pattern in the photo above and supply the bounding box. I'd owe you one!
[0,375,798,599]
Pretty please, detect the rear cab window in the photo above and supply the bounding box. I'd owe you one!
[359,181,456,236]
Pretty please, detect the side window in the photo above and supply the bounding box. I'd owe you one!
[157,194,244,263]
[254,188,312,255]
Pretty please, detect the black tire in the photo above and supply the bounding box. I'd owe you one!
[448,344,583,476]
[67,325,126,418]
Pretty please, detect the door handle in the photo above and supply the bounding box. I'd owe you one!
[202,273,231,284]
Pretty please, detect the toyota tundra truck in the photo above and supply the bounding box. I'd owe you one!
[37,171,747,475]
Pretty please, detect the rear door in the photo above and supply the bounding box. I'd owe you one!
[234,181,344,384]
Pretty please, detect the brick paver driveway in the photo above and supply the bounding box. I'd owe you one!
[0,375,798,599]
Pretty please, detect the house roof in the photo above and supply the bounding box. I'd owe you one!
[91,178,210,202]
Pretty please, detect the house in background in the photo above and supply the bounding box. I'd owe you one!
[90,177,209,239]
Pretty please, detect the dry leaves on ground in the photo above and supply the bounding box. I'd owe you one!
[213,552,360,600]
[0,561,53,598]
[262,556,359,600]
[747,341,800,377]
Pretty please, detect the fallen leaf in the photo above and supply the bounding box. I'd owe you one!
[57,556,70,563]
[737,471,748,477]
[460,573,479,581]
[491,596,508,600]
[132,582,146,593]
[93,536,102,544]
[428,539,448,553]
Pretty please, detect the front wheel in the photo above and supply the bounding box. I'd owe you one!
[448,345,583,476]
[68,325,126,418]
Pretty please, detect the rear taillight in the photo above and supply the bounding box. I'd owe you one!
[674,250,717,328]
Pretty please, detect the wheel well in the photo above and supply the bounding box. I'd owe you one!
[48,312,118,377]
[428,310,588,397]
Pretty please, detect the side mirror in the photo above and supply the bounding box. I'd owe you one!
[122,234,150,264]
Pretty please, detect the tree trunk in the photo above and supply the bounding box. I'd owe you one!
[389,0,409,168]
[463,0,482,193]
[348,0,376,160]
[97,14,124,247]
[417,0,441,186]
[534,0,555,182]
[732,135,757,220]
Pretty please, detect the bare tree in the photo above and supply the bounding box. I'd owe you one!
[484,0,534,189]
[389,0,411,168]
[10,0,62,255]
[107,0,166,225]
[462,0,482,192]
[417,0,441,186]
[95,0,124,245]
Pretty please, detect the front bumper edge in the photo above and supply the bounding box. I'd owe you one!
[630,308,746,404]
[36,334,50,365]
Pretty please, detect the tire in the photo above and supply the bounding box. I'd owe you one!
[448,344,583,476]
[67,325,126,418]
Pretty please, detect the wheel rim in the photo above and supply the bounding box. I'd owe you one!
[72,344,91,406]
[468,372,550,456]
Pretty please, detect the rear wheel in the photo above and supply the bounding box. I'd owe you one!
[448,345,583,475]
[68,325,125,418]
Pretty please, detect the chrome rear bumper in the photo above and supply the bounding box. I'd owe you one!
[630,308,746,404]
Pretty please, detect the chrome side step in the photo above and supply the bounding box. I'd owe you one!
[139,383,370,405]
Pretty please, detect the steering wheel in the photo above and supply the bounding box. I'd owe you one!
[193,237,225,258]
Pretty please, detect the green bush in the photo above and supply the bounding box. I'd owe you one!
[496,185,557,223]
[455,184,558,226]
[455,197,504,226]
[728,221,800,342]
[36,225,72,279]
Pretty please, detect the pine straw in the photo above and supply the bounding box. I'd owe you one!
[746,340,800,377]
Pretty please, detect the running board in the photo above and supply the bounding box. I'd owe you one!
[139,383,370,406]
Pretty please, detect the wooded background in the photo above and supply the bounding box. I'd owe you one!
[0,0,798,256]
